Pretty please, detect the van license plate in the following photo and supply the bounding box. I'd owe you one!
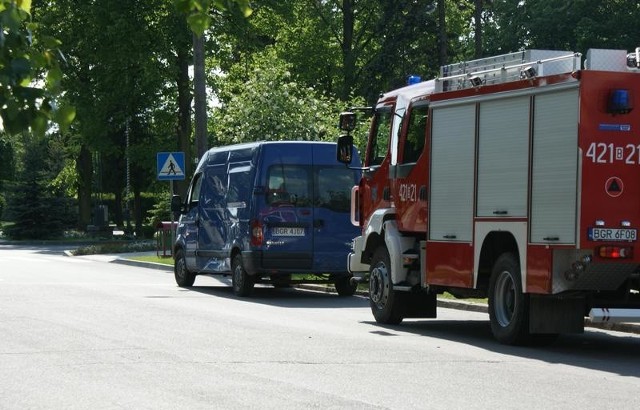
[588,227,637,241]
[272,227,305,236]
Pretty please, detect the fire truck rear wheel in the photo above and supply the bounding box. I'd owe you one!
[488,253,531,345]
[369,246,404,325]
[232,254,255,297]
[174,249,196,287]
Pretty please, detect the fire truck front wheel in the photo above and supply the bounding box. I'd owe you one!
[488,253,531,345]
[369,246,404,325]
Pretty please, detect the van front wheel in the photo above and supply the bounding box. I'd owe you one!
[232,254,254,297]
[174,249,196,287]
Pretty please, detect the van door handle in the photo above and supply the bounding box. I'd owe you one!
[314,219,324,228]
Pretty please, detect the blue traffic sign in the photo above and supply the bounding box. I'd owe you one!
[157,152,185,181]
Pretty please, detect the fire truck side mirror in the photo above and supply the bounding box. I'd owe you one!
[338,112,356,132]
[337,134,354,165]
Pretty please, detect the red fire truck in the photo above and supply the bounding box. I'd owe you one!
[337,48,640,345]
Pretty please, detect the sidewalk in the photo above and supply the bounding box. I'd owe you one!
[78,250,640,336]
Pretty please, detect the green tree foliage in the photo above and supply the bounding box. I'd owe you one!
[0,135,14,184]
[173,0,252,35]
[484,0,640,55]
[211,47,365,146]
[37,0,184,231]
[4,133,75,239]
[208,1,475,105]
[6,0,640,237]
[0,135,11,219]
[0,0,75,136]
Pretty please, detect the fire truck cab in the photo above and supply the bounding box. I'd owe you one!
[338,48,640,345]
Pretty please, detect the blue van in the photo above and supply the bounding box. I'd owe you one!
[171,141,361,297]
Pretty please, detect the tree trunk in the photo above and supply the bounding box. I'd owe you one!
[76,144,92,230]
[193,33,208,162]
[438,0,447,66]
[474,0,483,58]
[341,0,355,101]
[113,189,123,227]
[176,45,193,197]
[134,188,142,237]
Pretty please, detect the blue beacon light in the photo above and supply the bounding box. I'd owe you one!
[407,75,422,85]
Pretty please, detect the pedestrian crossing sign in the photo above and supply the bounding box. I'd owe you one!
[157,152,185,180]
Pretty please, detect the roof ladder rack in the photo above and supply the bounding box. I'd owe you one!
[436,50,581,92]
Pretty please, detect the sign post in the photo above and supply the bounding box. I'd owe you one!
[157,152,186,255]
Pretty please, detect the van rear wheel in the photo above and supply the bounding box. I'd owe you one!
[174,249,196,287]
[232,254,254,297]
[334,276,357,297]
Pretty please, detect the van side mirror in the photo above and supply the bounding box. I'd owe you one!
[170,195,184,214]
[337,134,354,164]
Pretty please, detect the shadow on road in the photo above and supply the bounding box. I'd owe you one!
[366,318,640,378]
[183,282,371,309]
[185,276,640,378]
[0,242,72,254]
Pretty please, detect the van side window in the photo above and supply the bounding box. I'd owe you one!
[201,168,227,207]
[267,165,311,207]
[402,104,428,164]
[227,165,253,209]
[316,166,356,212]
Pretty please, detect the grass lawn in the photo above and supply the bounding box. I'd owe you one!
[129,254,174,265]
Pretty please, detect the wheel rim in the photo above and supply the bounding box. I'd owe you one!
[370,262,389,307]
[176,257,186,280]
[233,264,243,290]
[494,270,516,327]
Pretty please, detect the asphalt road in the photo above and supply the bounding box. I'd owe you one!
[1,243,640,409]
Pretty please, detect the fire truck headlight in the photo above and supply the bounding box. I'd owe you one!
[608,89,633,115]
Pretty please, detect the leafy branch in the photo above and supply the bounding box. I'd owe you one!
[0,0,75,136]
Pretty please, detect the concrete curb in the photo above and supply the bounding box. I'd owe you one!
[111,258,173,272]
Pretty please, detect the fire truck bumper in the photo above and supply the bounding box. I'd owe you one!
[589,308,640,323]
[347,236,370,275]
